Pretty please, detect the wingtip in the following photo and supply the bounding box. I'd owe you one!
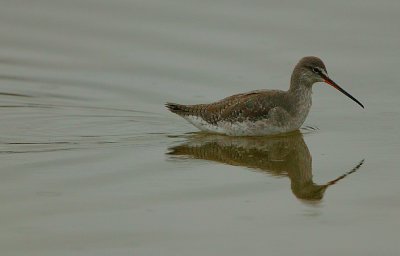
[165,102,185,114]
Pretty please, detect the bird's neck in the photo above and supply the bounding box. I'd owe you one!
[289,69,313,101]
[287,75,313,118]
[289,80,313,103]
[289,68,314,92]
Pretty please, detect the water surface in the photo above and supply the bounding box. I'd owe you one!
[1,1,400,255]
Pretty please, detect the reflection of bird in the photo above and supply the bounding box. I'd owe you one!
[168,132,364,202]
[166,56,363,136]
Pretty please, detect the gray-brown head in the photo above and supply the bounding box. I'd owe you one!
[291,56,364,108]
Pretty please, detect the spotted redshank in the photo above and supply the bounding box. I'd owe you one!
[166,56,364,136]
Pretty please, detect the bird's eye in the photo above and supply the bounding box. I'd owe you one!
[312,67,320,73]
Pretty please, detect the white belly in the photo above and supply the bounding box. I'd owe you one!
[183,115,304,136]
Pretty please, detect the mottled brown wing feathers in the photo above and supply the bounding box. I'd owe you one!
[219,93,274,123]
[166,90,284,124]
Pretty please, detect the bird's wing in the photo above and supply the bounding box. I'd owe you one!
[216,90,286,123]
[166,90,288,124]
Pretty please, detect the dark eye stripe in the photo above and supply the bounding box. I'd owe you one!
[312,67,321,74]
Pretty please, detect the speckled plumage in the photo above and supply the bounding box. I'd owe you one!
[166,56,363,136]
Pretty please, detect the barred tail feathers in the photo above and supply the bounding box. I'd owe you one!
[165,102,191,115]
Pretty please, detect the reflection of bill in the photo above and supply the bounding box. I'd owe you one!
[168,132,364,203]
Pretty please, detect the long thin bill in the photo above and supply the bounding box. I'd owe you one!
[323,77,364,109]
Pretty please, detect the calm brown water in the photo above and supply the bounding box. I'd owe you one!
[1,0,400,255]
